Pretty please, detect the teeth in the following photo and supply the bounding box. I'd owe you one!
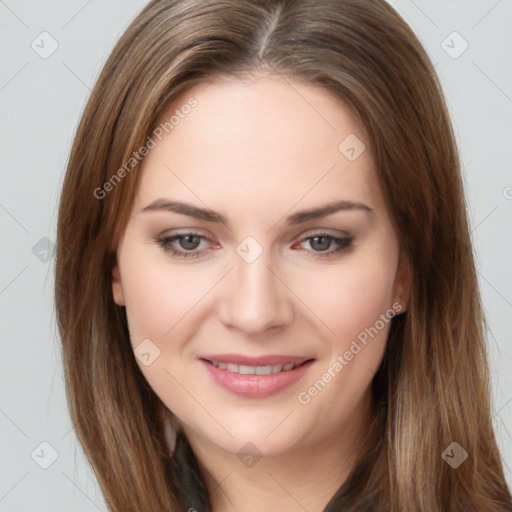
[239,364,255,375]
[210,361,299,374]
[255,365,271,375]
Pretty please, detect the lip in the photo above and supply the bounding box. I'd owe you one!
[199,354,315,399]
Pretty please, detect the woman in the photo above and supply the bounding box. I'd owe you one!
[55,0,512,510]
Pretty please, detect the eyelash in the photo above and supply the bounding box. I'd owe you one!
[153,232,353,259]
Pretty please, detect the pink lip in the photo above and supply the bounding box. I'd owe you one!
[199,355,315,399]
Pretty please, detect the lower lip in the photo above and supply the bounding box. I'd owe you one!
[200,359,314,398]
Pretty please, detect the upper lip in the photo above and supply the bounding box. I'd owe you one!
[200,354,314,366]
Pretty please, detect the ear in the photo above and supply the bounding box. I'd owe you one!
[112,264,126,306]
[392,252,411,312]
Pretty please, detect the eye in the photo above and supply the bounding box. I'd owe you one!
[154,232,219,259]
[295,232,353,257]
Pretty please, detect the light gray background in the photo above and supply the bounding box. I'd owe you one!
[1,1,511,510]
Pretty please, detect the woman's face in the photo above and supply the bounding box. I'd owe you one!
[112,74,409,458]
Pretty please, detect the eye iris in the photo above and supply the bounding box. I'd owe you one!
[179,235,201,251]
[310,236,331,251]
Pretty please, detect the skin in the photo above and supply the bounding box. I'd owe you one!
[112,73,410,512]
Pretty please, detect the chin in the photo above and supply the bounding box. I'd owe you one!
[198,421,307,459]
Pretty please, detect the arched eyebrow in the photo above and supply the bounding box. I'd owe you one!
[140,199,373,226]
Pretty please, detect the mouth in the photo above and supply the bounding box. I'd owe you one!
[205,360,306,375]
[199,354,315,398]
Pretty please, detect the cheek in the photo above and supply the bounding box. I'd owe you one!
[119,245,211,344]
[292,259,397,430]
[117,247,208,418]
[298,256,398,346]
[121,271,173,344]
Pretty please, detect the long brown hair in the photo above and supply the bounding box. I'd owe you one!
[55,0,512,510]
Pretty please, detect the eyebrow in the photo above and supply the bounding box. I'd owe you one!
[140,198,373,225]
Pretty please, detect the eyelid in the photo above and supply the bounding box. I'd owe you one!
[297,228,352,239]
[156,227,213,238]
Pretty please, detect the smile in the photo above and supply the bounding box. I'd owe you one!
[208,361,299,374]
[199,355,314,398]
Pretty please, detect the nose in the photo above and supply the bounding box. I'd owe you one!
[217,251,294,336]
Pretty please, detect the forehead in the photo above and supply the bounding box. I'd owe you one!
[133,74,381,219]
